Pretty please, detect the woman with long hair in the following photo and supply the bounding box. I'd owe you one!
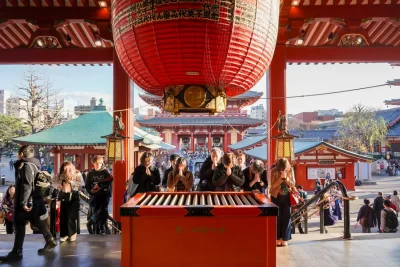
[53,161,83,242]
[1,185,15,234]
[270,158,297,247]
[167,157,194,192]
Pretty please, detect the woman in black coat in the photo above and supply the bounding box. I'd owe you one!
[213,153,245,191]
[133,152,161,193]
[242,160,268,193]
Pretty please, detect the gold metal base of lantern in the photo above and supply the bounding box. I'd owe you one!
[163,85,227,115]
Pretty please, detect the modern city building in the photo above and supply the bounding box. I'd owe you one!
[0,89,11,115]
[74,97,97,116]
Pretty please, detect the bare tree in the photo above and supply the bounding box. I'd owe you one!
[15,69,64,134]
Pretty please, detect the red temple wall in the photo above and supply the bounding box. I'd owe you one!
[294,163,355,191]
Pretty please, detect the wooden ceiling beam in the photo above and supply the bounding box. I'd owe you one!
[289,5,400,21]
[0,47,113,64]
[0,7,110,21]
[286,46,400,63]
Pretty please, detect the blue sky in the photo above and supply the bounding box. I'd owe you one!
[0,63,398,115]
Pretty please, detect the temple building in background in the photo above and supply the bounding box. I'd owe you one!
[137,91,265,154]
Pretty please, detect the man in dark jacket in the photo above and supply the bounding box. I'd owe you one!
[373,192,384,232]
[133,152,161,193]
[85,155,114,234]
[162,154,179,188]
[199,147,222,191]
[213,153,245,191]
[0,145,56,262]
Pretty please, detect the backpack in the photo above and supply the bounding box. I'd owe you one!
[384,209,399,232]
[128,172,138,198]
[26,162,52,198]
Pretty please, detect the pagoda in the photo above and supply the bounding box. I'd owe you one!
[137,91,265,153]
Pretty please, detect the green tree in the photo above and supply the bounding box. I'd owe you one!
[334,104,387,153]
[0,114,30,156]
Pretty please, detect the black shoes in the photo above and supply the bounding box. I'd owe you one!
[0,238,57,262]
[38,238,57,254]
[0,249,23,262]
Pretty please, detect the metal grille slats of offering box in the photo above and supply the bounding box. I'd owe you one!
[135,193,260,207]
[121,192,278,217]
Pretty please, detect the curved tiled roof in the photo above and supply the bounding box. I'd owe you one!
[229,135,266,150]
[13,106,172,149]
[290,130,337,141]
[139,90,263,108]
[243,141,373,161]
[230,91,263,99]
[376,108,400,126]
[13,106,112,145]
[137,116,264,127]
[387,122,400,137]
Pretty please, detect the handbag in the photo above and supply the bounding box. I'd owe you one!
[0,210,5,224]
[129,182,139,197]
[290,191,300,207]
[4,208,13,222]
[360,208,369,227]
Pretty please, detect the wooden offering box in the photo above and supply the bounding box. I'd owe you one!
[120,192,278,267]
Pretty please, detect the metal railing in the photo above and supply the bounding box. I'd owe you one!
[291,180,352,239]
[48,191,121,238]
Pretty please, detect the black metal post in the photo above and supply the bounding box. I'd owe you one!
[343,199,351,239]
[77,212,80,234]
[50,199,57,238]
[304,210,308,234]
[319,203,324,234]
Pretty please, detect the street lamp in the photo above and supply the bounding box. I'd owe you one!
[101,112,127,163]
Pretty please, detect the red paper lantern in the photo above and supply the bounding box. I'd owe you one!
[112,0,279,102]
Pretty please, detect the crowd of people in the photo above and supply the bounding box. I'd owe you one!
[356,191,399,233]
[0,145,114,262]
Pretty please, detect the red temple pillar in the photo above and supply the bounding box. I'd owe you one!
[267,45,287,185]
[208,132,212,151]
[52,147,60,176]
[223,131,228,152]
[113,51,133,222]
[191,132,194,152]
[60,147,65,164]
